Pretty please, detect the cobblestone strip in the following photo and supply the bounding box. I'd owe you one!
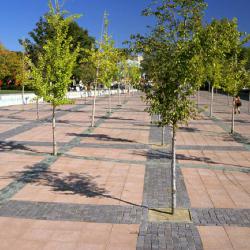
[142,160,190,209]
[0,200,147,224]
[63,153,147,165]
[191,208,250,227]
[138,121,195,249]
[136,222,203,250]
[142,124,190,209]
[177,145,248,152]
[178,163,250,173]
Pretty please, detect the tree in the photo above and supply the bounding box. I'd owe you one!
[196,19,241,117]
[117,55,129,104]
[127,63,141,90]
[219,19,250,133]
[0,48,24,89]
[26,0,80,155]
[85,12,119,127]
[131,0,207,214]
[20,6,95,85]
[240,46,250,113]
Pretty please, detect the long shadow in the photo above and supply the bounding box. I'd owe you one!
[231,132,250,146]
[67,133,136,143]
[135,149,248,168]
[3,166,169,213]
[221,118,250,124]
[0,141,37,153]
[179,127,201,132]
[95,116,135,121]
[135,149,214,163]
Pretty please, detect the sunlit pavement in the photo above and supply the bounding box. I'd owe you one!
[0,91,249,249]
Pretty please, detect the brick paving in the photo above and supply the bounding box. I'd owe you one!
[0,91,249,249]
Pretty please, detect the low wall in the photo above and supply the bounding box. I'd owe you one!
[0,93,37,107]
[0,89,136,107]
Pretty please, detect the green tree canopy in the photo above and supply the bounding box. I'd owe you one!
[20,8,95,84]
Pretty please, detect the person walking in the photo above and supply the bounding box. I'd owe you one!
[234,95,241,114]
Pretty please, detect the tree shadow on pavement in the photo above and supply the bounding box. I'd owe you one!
[0,141,38,153]
[179,127,201,132]
[67,133,136,143]
[134,148,249,168]
[231,132,250,145]
[3,165,172,214]
[95,116,135,121]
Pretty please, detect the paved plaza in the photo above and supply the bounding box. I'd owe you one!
[0,91,249,250]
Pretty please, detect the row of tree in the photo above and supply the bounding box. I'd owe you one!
[130,0,250,214]
[21,1,141,156]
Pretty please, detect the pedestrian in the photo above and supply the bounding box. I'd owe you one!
[234,95,241,114]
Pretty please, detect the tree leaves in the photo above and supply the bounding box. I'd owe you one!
[26,2,80,106]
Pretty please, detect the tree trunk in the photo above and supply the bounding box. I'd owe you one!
[248,91,250,114]
[108,88,111,113]
[22,85,25,107]
[197,90,200,109]
[52,105,57,156]
[36,98,39,120]
[209,86,214,117]
[161,126,165,146]
[91,85,97,127]
[231,97,235,134]
[118,83,121,105]
[171,126,177,215]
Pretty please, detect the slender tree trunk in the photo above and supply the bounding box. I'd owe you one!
[209,86,214,117]
[171,126,177,215]
[161,126,165,146]
[118,83,121,105]
[84,87,87,104]
[231,97,235,134]
[197,90,200,109]
[52,105,57,156]
[36,98,39,120]
[248,91,250,113]
[108,88,111,113]
[124,86,127,102]
[91,85,97,127]
[22,85,25,108]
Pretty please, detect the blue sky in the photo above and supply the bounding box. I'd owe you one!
[0,0,250,51]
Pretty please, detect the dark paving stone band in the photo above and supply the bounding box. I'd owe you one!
[4,142,150,149]
[177,145,248,152]
[0,200,147,224]
[178,163,250,173]
[191,208,250,227]
[143,124,191,209]
[137,222,203,250]
[138,118,201,249]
